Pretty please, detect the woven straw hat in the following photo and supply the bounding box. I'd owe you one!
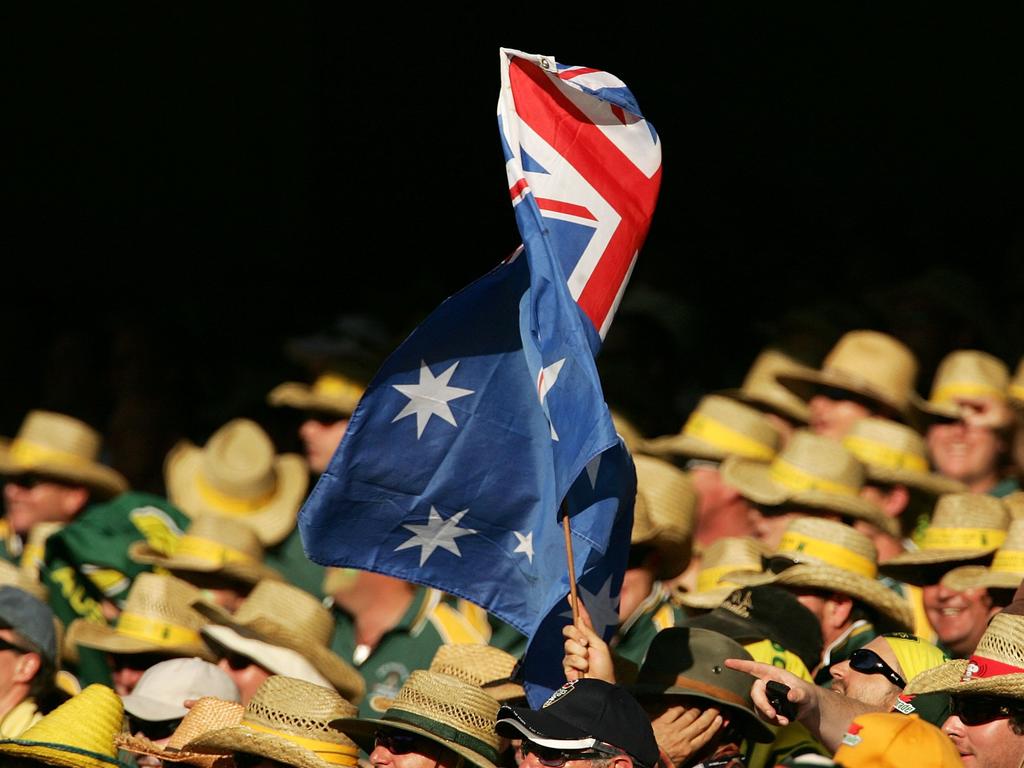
[1010,357,1024,408]
[129,515,282,586]
[0,411,128,499]
[429,644,524,703]
[0,559,48,602]
[632,455,696,579]
[194,580,365,703]
[611,411,644,455]
[776,330,919,419]
[843,417,966,496]
[0,684,125,767]
[721,429,896,535]
[719,349,813,424]
[117,696,244,768]
[879,493,1011,580]
[915,350,1012,424]
[65,573,215,663]
[1004,492,1024,521]
[941,518,1024,591]
[727,518,914,630]
[641,395,780,464]
[185,676,360,768]
[333,670,501,768]
[674,537,767,610]
[164,419,309,546]
[268,372,366,417]
[906,612,1024,698]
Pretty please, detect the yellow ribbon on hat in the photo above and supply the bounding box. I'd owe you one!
[932,382,1006,405]
[777,530,877,578]
[696,564,749,593]
[313,373,365,403]
[7,439,91,469]
[990,550,1024,575]
[683,413,775,461]
[769,459,858,496]
[195,475,278,516]
[1010,384,1024,402]
[173,535,256,567]
[919,527,1006,551]
[843,435,929,474]
[242,721,359,766]
[115,612,203,647]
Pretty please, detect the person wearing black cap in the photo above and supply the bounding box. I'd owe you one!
[497,679,659,768]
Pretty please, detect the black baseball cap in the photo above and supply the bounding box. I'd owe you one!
[496,679,659,768]
[0,586,57,664]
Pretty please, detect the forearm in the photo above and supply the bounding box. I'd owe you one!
[805,688,881,752]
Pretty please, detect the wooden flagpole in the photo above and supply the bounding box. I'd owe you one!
[562,501,581,627]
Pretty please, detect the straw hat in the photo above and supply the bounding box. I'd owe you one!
[941,518,1024,592]
[915,350,1012,425]
[164,419,309,546]
[429,644,524,703]
[728,518,914,630]
[879,493,1011,580]
[674,537,767,610]
[611,411,644,455]
[185,676,360,768]
[1010,357,1024,409]
[906,612,1024,698]
[129,515,282,586]
[193,580,365,703]
[718,349,813,424]
[332,670,501,768]
[268,371,366,417]
[0,559,48,602]
[843,417,966,496]
[721,429,896,535]
[0,411,128,499]
[0,684,125,767]
[1004,492,1024,521]
[632,455,696,579]
[65,573,216,664]
[117,696,244,768]
[641,395,780,464]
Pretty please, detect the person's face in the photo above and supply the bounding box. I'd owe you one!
[108,652,171,696]
[689,467,757,544]
[173,571,251,612]
[923,583,999,657]
[808,394,872,441]
[3,475,88,535]
[749,506,842,551]
[0,629,32,700]
[217,655,271,705]
[945,697,1024,768]
[927,420,1005,486]
[828,637,903,708]
[299,414,350,475]
[370,727,462,768]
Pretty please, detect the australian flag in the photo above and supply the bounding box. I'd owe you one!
[300,48,662,705]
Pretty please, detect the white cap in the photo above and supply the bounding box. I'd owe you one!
[121,657,240,721]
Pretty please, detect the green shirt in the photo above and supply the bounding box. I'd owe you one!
[990,477,1021,498]
[613,582,684,666]
[263,526,326,598]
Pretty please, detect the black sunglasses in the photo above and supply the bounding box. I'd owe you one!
[4,473,69,490]
[849,648,906,689]
[127,714,182,742]
[374,727,427,755]
[0,636,32,655]
[951,695,1024,726]
[520,740,620,767]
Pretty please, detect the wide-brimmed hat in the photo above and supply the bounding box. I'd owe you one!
[843,417,966,496]
[0,558,49,602]
[65,573,215,663]
[186,676,360,768]
[915,350,1012,426]
[906,612,1024,698]
[1010,357,1024,409]
[719,349,814,424]
[879,493,1011,583]
[428,644,524,703]
[641,395,780,464]
[728,517,914,630]
[632,455,696,580]
[268,372,366,417]
[674,537,767,610]
[941,518,1024,592]
[129,514,282,586]
[193,580,364,703]
[0,684,127,767]
[117,696,244,768]
[776,330,919,419]
[121,657,240,722]
[332,670,501,768]
[721,429,896,535]
[629,626,773,743]
[164,418,309,547]
[0,410,128,499]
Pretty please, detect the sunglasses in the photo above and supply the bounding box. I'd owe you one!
[374,727,428,755]
[127,714,182,742]
[849,648,906,689]
[0,636,31,655]
[951,696,1024,726]
[4,473,68,490]
[520,740,620,767]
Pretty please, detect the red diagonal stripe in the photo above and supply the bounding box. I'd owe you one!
[509,177,530,200]
[536,197,597,221]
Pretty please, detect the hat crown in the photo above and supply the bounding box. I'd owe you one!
[738,349,813,421]
[773,429,865,488]
[429,644,517,688]
[636,627,754,704]
[167,696,245,750]
[186,515,265,560]
[930,350,1009,403]
[777,517,878,569]
[929,493,1011,534]
[234,580,334,646]
[128,658,238,713]
[821,331,918,406]
[685,395,781,459]
[17,683,122,760]
[388,670,501,751]
[123,573,207,631]
[845,417,926,463]
[200,419,277,499]
[972,613,1024,670]
[632,455,696,578]
[246,675,358,746]
[699,537,765,574]
[16,409,102,460]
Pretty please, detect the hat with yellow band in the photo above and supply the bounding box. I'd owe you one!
[428,644,525,703]
[941,517,1024,592]
[164,418,309,547]
[117,696,244,768]
[915,350,1012,425]
[721,429,897,536]
[1010,357,1024,409]
[65,573,215,663]
[332,670,502,768]
[674,537,767,610]
[185,676,361,768]
[879,493,1011,582]
[718,348,814,424]
[129,514,283,586]
[632,455,697,580]
[640,395,780,464]
[268,371,366,418]
[0,410,128,499]
[843,417,966,496]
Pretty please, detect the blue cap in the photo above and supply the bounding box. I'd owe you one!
[0,586,57,663]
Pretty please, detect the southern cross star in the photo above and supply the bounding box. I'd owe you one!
[394,507,477,566]
[392,360,474,439]
[513,531,534,563]
[561,575,620,639]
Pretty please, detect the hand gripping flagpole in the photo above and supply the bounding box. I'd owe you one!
[561,498,585,680]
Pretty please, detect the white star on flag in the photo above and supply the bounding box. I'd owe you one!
[513,531,534,563]
[395,507,477,566]
[536,358,565,440]
[561,575,620,639]
[392,360,474,439]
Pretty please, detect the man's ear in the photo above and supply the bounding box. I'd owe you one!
[12,651,40,684]
[824,594,854,630]
[880,485,910,519]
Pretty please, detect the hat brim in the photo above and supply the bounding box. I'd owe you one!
[878,550,997,586]
[680,609,768,646]
[640,434,731,464]
[128,542,283,586]
[627,683,774,743]
[186,725,353,768]
[716,387,810,425]
[333,717,498,768]
[862,464,967,496]
[906,659,1024,698]
[674,584,749,610]
[0,738,125,768]
[164,443,308,546]
[64,619,216,664]
[0,452,128,500]
[776,371,910,420]
[267,382,360,417]
[116,733,231,768]
[768,565,914,630]
[941,565,1024,592]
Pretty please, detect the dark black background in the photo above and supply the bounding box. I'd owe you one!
[2,6,1022,491]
